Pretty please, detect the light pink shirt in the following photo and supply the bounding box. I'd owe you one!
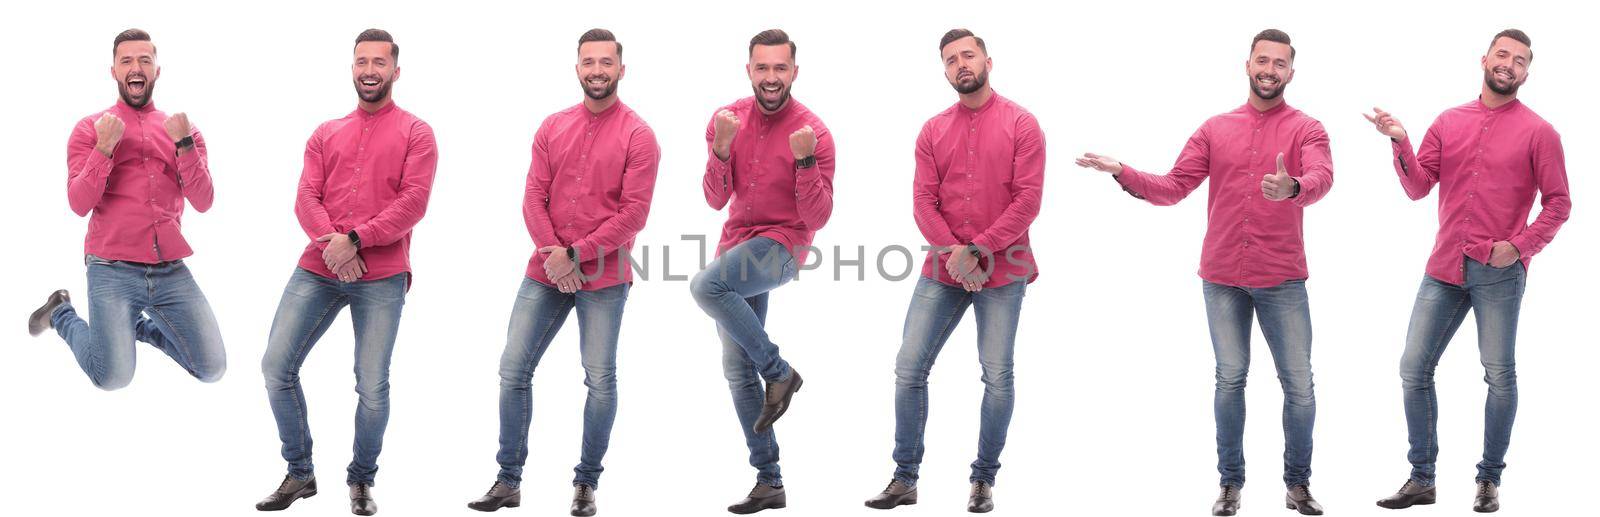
[295,102,438,283]
[524,101,660,291]
[702,97,835,263]
[67,100,214,263]
[1115,102,1334,288]
[1390,98,1570,285]
[913,93,1045,288]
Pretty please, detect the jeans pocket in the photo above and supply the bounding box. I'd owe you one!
[84,254,116,266]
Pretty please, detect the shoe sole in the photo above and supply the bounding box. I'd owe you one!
[27,295,64,337]
[468,499,520,512]
[257,489,317,512]
[1286,499,1324,515]
[864,495,917,509]
[1376,495,1436,509]
[729,497,786,514]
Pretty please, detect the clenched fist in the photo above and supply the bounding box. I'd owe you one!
[1362,107,1408,141]
[712,109,741,160]
[789,125,816,160]
[165,113,194,156]
[1261,153,1296,201]
[93,113,125,158]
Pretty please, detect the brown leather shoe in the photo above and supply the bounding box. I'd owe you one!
[1473,480,1500,513]
[350,484,377,516]
[728,483,786,514]
[256,475,317,511]
[967,481,993,513]
[864,479,917,509]
[1286,485,1324,515]
[27,290,70,337]
[1212,485,1241,516]
[467,481,520,512]
[753,369,802,434]
[1376,479,1436,509]
[571,483,597,516]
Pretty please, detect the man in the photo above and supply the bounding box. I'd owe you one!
[467,28,659,516]
[690,28,835,515]
[27,28,225,390]
[1366,29,1569,514]
[256,29,438,516]
[1076,29,1332,516]
[863,29,1042,515]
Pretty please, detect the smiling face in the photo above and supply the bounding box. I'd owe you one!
[942,36,990,95]
[1481,36,1531,96]
[352,41,399,104]
[1245,40,1294,101]
[747,43,797,113]
[112,41,159,108]
[577,40,623,101]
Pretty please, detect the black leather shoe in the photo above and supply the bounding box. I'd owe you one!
[967,481,993,513]
[1212,485,1241,516]
[256,475,317,511]
[753,369,803,434]
[728,483,786,514]
[864,479,917,509]
[571,483,597,516]
[1473,480,1500,513]
[467,481,520,512]
[350,484,378,516]
[1286,485,1324,515]
[27,289,70,337]
[1376,479,1436,509]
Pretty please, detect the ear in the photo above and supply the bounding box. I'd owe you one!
[391,66,401,83]
[745,62,754,80]
[616,63,626,82]
[791,63,800,82]
[985,56,993,71]
[152,64,161,80]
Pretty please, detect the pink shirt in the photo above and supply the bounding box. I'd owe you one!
[524,101,660,291]
[295,103,438,282]
[66,101,214,263]
[1390,98,1570,285]
[913,93,1045,288]
[1115,102,1333,288]
[703,97,835,263]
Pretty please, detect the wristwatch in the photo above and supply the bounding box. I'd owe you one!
[794,155,816,169]
[1290,178,1301,198]
[347,230,362,249]
[966,244,983,258]
[566,247,578,261]
[174,135,195,152]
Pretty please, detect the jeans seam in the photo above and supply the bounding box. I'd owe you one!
[287,289,344,469]
[1422,293,1470,474]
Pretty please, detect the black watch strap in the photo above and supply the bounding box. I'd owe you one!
[347,230,361,249]
[794,155,816,169]
[174,136,195,151]
[566,246,578,261]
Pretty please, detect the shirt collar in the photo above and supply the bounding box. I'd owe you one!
[585,99,624,120]
[959,91,1001,115]
[1475,96,1523,114]
[112,99,156,116]
[354,101,399,120]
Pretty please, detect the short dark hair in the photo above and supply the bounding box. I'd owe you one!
[748,29,796,60]
[354,28,399,61]
[113,28,154,57]
[940,29,986,54]
[1251,29,1295,60]
[578,28,622,58]
[1491,28,1533,61]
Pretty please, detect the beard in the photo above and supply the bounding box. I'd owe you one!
[118,73,154,108]
[583,74,619,101]
[1483,67,1522,96]
[753,81,791,112]
[1250,73,1286,101]
[354,74,393,104]
[950,68,989,95]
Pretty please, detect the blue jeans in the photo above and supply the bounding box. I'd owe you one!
[496,277,629,489]
[892,276,1025,487]
[1400,259,1524,487]
[262,268,407,486]
[690,237,797,486]
[1203,279,1316,488]
[50,255,226,390]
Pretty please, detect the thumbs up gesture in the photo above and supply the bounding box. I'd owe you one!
[1260,152,1297,201]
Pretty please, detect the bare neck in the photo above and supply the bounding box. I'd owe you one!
[584,94,619,114]
[1479,86,1518,109]
[359,97,392,114]
[959,85,994,110]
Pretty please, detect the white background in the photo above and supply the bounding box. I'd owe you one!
[0,1,1592,516]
